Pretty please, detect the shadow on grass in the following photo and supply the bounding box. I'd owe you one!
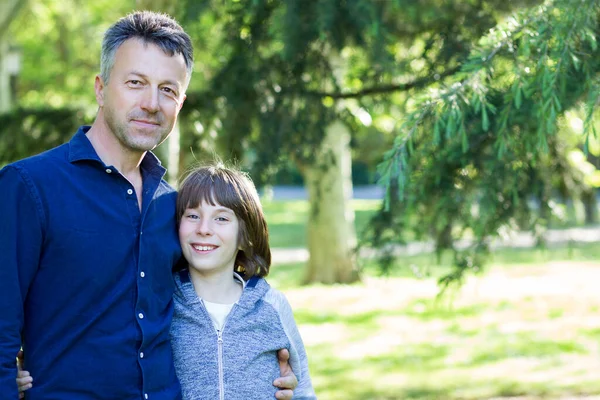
[309,343,453,400]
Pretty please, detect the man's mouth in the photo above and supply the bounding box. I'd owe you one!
[132,119,161,126]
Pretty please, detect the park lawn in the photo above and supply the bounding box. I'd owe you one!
[262,199,381,248]
[269,244,600,400]
[261,197,590,249]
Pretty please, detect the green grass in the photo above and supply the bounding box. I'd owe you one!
[262,199,380,248]
[269,249,600,399]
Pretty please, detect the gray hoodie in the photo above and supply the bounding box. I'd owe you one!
[171,270,317,400]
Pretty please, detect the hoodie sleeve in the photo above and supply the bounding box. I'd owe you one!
[264,287,317,400]
[0,165,44,398]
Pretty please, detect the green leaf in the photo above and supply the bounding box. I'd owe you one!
[461,123,468,153]
[433,119,441,145]
[482,106,489,131]
[514,84,522,109]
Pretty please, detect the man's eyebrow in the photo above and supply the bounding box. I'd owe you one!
[128,71,182,88]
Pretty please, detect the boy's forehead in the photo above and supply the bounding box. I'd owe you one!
[187,199,234,212]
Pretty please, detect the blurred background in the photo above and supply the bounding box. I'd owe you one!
[2,0,600,399]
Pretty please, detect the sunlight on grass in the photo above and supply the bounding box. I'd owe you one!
[273,258,600,399]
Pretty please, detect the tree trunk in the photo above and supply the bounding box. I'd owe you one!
[302,120,359,284]
[582,190,598,225]
[0,0,26,113]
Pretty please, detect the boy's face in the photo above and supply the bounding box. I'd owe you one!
[179,201,240,276]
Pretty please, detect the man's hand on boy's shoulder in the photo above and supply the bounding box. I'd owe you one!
[274,348,298,400]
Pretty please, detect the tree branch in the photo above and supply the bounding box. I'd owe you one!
[297,66,461,99]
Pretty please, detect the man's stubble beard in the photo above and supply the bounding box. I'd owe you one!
[104,104,171,153]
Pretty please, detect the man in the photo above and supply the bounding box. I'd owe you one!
[0,11,296,399]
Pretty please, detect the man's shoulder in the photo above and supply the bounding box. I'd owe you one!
[3,143,70,178]
[9,142,69,167]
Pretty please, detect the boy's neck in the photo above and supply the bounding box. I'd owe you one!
[188,268,243,304]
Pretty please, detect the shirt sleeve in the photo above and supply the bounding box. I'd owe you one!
[267,288,318,400]
[0,165,44,397]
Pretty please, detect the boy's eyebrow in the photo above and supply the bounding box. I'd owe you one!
[214,207,235,214]
[186,205,234,213]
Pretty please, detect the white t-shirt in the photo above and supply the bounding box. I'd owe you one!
[203,300,234,331]
[202,273,245,330]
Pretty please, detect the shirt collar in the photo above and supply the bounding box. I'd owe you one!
[67,125,166,178]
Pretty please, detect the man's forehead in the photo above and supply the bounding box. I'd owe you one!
[115,39,188,82]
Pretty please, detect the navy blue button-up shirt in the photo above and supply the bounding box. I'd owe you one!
[0,127,182,399]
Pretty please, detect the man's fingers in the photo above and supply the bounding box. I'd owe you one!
[273,374,297,389]
[17,370,33,392]
[276,348,290,363]
[17,370,30,378]
[17,374,33,386]
[18,381,33,391]
[274,389,293,400]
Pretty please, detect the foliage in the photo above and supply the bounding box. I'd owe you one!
[365,0,600,288]
[178,0,538,183]
[9,0,138,108]
[0,107,88,166]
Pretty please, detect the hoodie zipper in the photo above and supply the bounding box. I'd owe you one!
[214,304,237,400]
[190,274,246,399]
[217,329,225,400]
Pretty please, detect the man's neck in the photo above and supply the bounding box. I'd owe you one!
[86,121,145,176]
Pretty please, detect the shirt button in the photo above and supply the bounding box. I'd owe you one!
[138,313,144,319]
[145,394,148,399]
[140,352,144,358]
[127,189,133,195]
[140,271,145,278]
[105,168,112,174]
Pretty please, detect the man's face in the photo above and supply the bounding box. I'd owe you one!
[96,39,188,153]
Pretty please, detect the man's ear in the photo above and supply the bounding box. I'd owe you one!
[95,75,105,106]
[179,93,187,110]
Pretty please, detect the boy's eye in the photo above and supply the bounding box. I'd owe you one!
[186,213,199,219]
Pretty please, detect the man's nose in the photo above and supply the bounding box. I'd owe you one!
[140,87,160,113]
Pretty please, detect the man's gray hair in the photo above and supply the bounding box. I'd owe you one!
[100,11,194,85]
